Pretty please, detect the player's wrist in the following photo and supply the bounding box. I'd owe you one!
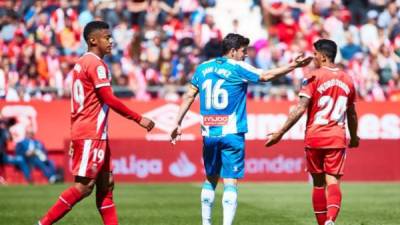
[135,115,143,123]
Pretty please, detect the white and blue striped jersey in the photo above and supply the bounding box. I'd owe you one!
[191,57,262,137]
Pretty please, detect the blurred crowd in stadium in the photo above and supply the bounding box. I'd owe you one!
[0,0,400,102]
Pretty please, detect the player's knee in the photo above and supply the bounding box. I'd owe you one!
[81,184,95,197]
[74,180,96,197]
[325,174,341,185]
[311,173,325,187]
[108,180,115,191]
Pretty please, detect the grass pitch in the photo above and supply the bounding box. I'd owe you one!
[0,182,399,225]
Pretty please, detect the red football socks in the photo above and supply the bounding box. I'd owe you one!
[326,184,342,222]
[96,190,118,225]
[312,187,327,225]
[40,187,83,225]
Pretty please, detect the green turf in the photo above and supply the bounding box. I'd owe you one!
[0,182,399,225]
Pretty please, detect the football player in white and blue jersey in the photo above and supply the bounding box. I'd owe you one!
[170,33,312,225]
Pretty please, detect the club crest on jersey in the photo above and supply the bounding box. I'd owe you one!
[97,66,107,79]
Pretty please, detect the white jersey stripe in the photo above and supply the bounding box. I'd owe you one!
[200,116,210,136]
[96,104,108,139]
[227,59,263,75]
[78,140,92,177]
[222,112,238,135]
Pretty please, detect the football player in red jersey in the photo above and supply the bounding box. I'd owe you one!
[266,39,359,225]
[37,21,155,225]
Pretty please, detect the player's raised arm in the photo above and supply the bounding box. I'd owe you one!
[346,103,359,148]
[170,85,199,144]
[259,53,313,82]
[265,96,310,147]
[96,86,155,131]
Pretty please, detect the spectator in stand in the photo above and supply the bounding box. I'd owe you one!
[377,43,399,86]
[0,0,400,102]
[377,0,398,30]
[274,10,299,46]
[360,10,380,52]
[340,32,363,61]
[15,127,59,184]
[0,116,32,183]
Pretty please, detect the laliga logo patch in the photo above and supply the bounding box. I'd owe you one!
[97,66,107,79]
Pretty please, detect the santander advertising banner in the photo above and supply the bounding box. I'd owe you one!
[1,100,399,181]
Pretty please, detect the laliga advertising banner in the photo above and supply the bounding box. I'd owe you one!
[1,100,399,150]
[1,100,399,181]
[65,140,308,182]
[63,139,400,182]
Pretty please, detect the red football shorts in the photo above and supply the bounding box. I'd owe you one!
[305,148,346,175]
[71,139,111,178]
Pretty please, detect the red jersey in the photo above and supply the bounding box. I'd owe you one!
[71,52,111,140]
[299,66,356,149]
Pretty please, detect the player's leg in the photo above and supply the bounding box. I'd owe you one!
[96,171,118,225]
[201,136,221,225]
[311,173,327,225]
[324,149,346,225]
[324,174,341,225]
[38,139,100,225]
[201,175,219,225]
[222,178,238,225]
[324,148,346,224]
[39,176,95,225]
[306,148,327,225]
[220,134,245,225]
[95,142,118,225]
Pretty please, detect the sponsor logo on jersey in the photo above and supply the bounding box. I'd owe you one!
[169,152,196,177]
[203,115,228,126]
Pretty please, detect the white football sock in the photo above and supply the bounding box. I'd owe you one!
[222,184,238,225]
[201,182,216,225]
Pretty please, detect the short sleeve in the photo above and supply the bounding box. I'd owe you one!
[299,74,316,99]
[190,68,200,88]
[87,60,111,88]
[235,61,261,83]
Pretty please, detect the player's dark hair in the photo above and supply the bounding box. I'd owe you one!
[222,33,250,55]
[83,21,110,43]
[313,39,337,63]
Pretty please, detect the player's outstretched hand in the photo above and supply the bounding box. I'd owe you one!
[293,53,313,68]
[265,132,283,147]
[348,136,360,148]
[170,126,182,145]
[139,117,155,132]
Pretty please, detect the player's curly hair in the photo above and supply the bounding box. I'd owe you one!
[314,39,337,63]
[222,33,250,55]
[83,21,110,43]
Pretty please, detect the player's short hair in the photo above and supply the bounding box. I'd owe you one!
[313,39,337,63]
[222,33,250,55]
[83,21,110,43]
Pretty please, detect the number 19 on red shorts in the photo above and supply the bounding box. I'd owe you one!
[71,139,110,178]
